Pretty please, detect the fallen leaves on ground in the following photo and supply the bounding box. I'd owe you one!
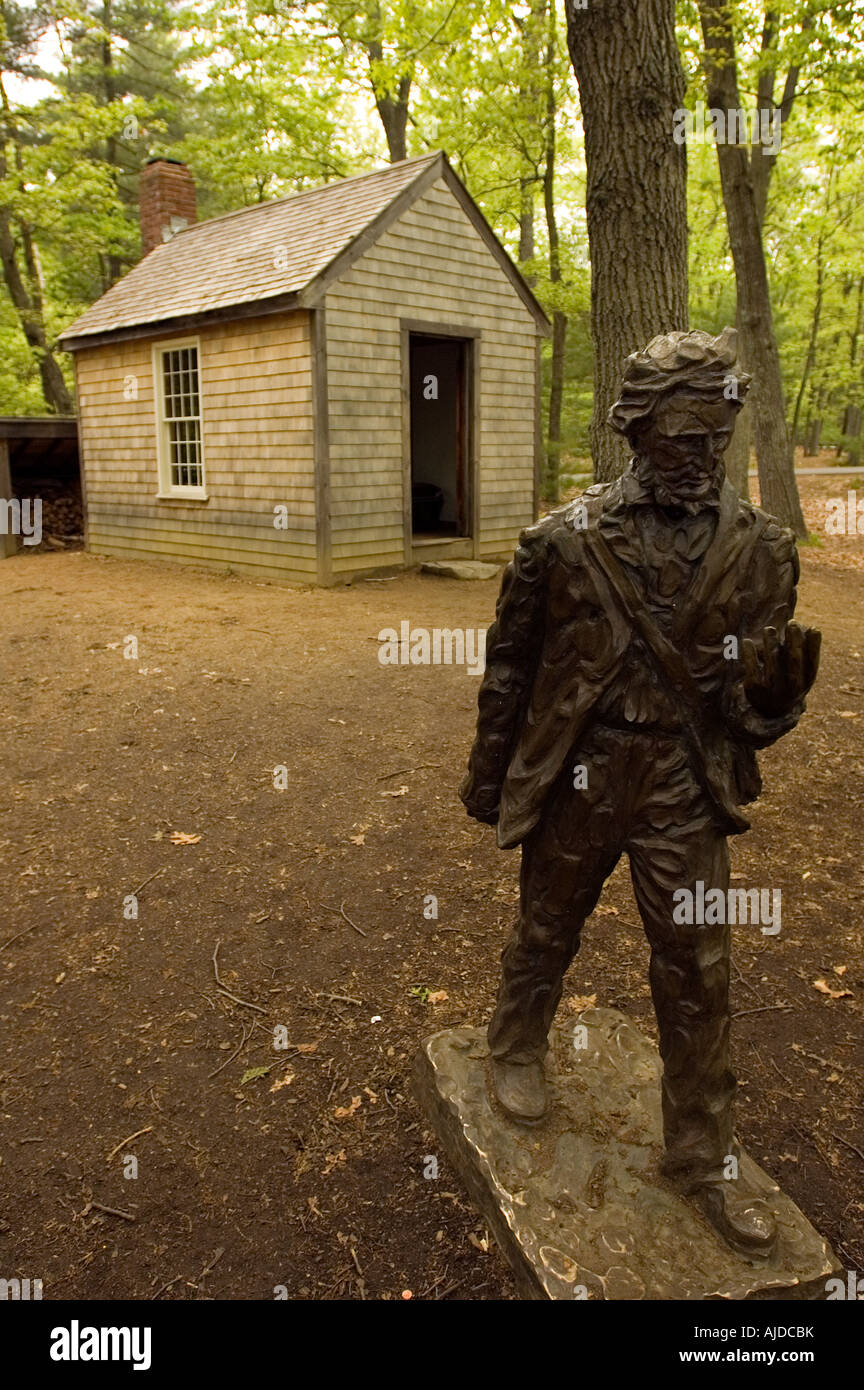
[813,978,853,999]
[566,993,598,1012]
[240,1065,273,1085]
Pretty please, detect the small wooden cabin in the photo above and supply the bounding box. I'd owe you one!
[60,152,549,585]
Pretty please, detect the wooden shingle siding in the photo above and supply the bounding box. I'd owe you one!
[68,158,543,584]
[325,177,537,575]
[76,310,317,581]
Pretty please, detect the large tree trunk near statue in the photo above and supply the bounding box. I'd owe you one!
[565,0,688,482]
[543,0,566,505]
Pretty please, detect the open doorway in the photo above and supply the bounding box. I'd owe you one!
[409,334,470,538]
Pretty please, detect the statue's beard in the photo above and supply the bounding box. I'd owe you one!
[633,453,725,512]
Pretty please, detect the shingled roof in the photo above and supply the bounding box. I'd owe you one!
[60,152,548,349]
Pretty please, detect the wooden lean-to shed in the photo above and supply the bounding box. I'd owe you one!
[60,152,549,585]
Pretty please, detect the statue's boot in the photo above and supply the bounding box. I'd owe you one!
[690,1176,778,1260]
[490,1058,548,1124]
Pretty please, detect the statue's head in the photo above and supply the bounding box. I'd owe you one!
[608,328,750,506]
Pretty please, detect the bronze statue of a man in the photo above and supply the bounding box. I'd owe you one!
[460,328,820,1259]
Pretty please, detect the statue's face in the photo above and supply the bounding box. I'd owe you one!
[637,393,737,502]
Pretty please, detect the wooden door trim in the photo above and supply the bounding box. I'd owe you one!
[401,321,479,557]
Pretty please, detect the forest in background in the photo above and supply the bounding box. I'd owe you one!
[1,0,863,501]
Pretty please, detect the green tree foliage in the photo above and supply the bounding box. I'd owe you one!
[681,0,864,494]
[0,0,862,492]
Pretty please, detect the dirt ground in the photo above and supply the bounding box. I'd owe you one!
[1,475,863,1301]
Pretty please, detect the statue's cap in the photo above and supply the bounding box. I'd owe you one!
[608,327,751,436]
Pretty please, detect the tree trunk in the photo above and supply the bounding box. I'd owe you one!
[546,311,567,500]
[803,419,821,458]
[0,92,73,415]
[367,30,411,165]
[791,236,825,447]
[713,145,803,530]
[0,207,73,413]
[849,274,864,370]
[698,0,806,536]
[518,180,535,267]
[565,0,688,482]
[99,0,125,286]
[516,0,546,276]
[373,77,410,162]
[722,11,778,504]
[543,0,566,504]
[725,298,752,499]
[725,401,751,497]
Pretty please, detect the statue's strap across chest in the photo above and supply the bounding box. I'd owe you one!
[596,484,763,645]
[586,491,769,709]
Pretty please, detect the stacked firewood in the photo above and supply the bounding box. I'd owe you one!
[11,478,84,551]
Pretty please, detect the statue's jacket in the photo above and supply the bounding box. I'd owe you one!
[461,471,806,849]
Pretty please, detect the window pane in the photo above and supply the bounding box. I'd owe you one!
[162,347,203,490]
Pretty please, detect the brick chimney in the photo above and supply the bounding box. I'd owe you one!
[139,158,197,257]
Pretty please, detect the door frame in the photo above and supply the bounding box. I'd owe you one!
[400,318,481,560]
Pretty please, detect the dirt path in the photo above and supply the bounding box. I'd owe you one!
[1,481,863,1299]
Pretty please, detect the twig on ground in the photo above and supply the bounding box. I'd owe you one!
[208,1021,250,1079]
[376,764,440,781]
[436,927,496,935]
[106,1126,152,1164]
[793,1123,835,1171]
[436,1276,468,1299]
[82,1199,137,1222]
[830,1131,864,1164]
[320,1265,353,1297]
[319,901,367,937]
[767,1052,793,1088]
[199,1247,225,1280]
[338,902,367,937]
[731,956,761,999]
[151,1274,183,1301]
[0,923,39,954]
[212,941,266,1013]
[131,867,164,897]
[731,1004,793,1018]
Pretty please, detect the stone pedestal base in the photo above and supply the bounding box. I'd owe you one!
[414,1008,839,1300]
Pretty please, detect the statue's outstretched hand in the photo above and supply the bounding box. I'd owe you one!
[741,621,821,717]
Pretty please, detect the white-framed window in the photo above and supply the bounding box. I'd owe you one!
[153,337,207,498]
